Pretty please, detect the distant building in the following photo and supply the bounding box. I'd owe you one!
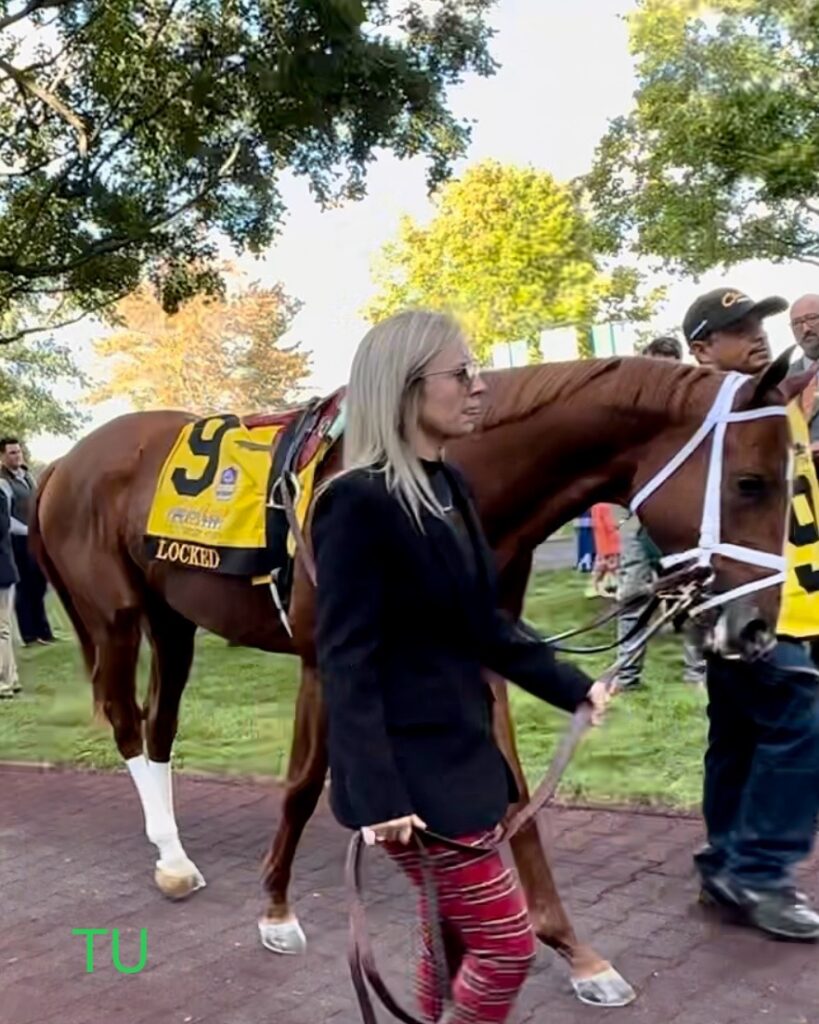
[490,339,529,368]
[538,326,580,362]
[589,322,638,358]
[490,321,640,368]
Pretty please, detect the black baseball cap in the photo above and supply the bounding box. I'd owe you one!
[682,287,788,344]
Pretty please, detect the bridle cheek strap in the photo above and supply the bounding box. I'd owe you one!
[629,372,788,618]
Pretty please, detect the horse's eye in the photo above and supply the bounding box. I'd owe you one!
[737,474,767,497]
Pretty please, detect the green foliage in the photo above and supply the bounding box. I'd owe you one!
[586,0,819,273]
[0,318,87,438]
[365,161,662,362]
[0,0,498,341]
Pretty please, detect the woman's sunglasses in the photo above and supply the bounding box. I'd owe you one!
[420,362,480,387]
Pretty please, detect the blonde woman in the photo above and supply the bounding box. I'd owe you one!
[312,310,610,1023]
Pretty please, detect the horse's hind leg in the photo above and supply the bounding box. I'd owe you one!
[136,598,204,900]
[490,676,636,1008]
[258,661,327,954]
[95,609,144,766]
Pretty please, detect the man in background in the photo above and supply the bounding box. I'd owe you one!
[682,287,819,940]
[616,336,706,690]
[787,295,819,666]
[788,294,819,448]
[0,438,54,646]
[0,481,19,697]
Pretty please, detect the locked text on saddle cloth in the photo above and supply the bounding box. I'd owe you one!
[144,413,330,576]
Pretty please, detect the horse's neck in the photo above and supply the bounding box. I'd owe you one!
[459,366,704,557]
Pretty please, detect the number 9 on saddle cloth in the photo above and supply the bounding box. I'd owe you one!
[144,390,346,632]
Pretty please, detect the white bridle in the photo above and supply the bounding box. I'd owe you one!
[630,372,788,617]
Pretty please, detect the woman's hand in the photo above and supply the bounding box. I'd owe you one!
[361,814,427,846]
[584,680,611,726]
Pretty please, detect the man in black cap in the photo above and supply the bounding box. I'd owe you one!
[682,286,819,941]
[683,286,787,373]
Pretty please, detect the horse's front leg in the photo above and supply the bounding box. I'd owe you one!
[488,673,636,1008]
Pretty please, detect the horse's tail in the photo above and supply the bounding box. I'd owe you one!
[30,461,97,678]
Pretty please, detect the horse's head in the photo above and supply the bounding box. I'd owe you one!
[632,350,814,660]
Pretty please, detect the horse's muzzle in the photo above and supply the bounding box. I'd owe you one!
[703,597,777,662]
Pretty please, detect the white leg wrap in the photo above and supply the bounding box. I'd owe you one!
[147,758,175,819]
[126,756,197,873]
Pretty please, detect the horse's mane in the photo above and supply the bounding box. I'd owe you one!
[481,357,715,429]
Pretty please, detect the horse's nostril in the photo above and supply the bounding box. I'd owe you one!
[738,619,776,661]
[740,618,767,641]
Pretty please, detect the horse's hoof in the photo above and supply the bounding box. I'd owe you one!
[571,967,636,1007]
[258,916,307,955]
[154,861,206,900]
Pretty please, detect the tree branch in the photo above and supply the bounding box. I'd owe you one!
[0,56,88,155]
[0,289,125,344]
[0,0,75,34]
[0,139,242,313]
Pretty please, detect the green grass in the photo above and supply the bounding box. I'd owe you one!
[0,571,707,808]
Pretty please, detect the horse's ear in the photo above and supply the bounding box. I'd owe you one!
[749,345,796,406]
[780,365,817,404]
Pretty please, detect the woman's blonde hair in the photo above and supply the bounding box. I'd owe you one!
[343,308,467,523]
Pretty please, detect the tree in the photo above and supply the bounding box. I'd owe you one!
[365,160,662,362]
[586,0,819,274]
[0,0,497,342]
[90,279,308,413]
[0,324,87,438]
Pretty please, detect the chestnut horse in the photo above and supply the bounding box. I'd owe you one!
[30,356,799,1004]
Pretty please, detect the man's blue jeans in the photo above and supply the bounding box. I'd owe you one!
[697,640,819,890]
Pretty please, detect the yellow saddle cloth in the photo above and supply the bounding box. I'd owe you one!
[145,395,343,578]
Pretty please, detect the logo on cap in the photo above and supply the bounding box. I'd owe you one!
[721,290,751,308]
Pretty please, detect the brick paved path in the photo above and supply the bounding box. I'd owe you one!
[1,765,817,1024]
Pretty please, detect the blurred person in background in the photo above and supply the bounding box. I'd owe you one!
[0,438,54,646]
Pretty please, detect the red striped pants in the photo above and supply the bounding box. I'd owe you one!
[385,832,536,1024]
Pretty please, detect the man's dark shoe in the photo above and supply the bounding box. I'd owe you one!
[693,842,726,880]
[735,886,819,941]
[699,874,740,910]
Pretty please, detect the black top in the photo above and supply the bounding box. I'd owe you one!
[0,489,19,589]
[0,466,34,525]
[312,460,593,838]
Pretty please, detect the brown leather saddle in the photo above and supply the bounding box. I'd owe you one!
[247,387,346,611]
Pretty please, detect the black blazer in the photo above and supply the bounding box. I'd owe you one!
[0,490,19,589]
[312,461,593,838]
